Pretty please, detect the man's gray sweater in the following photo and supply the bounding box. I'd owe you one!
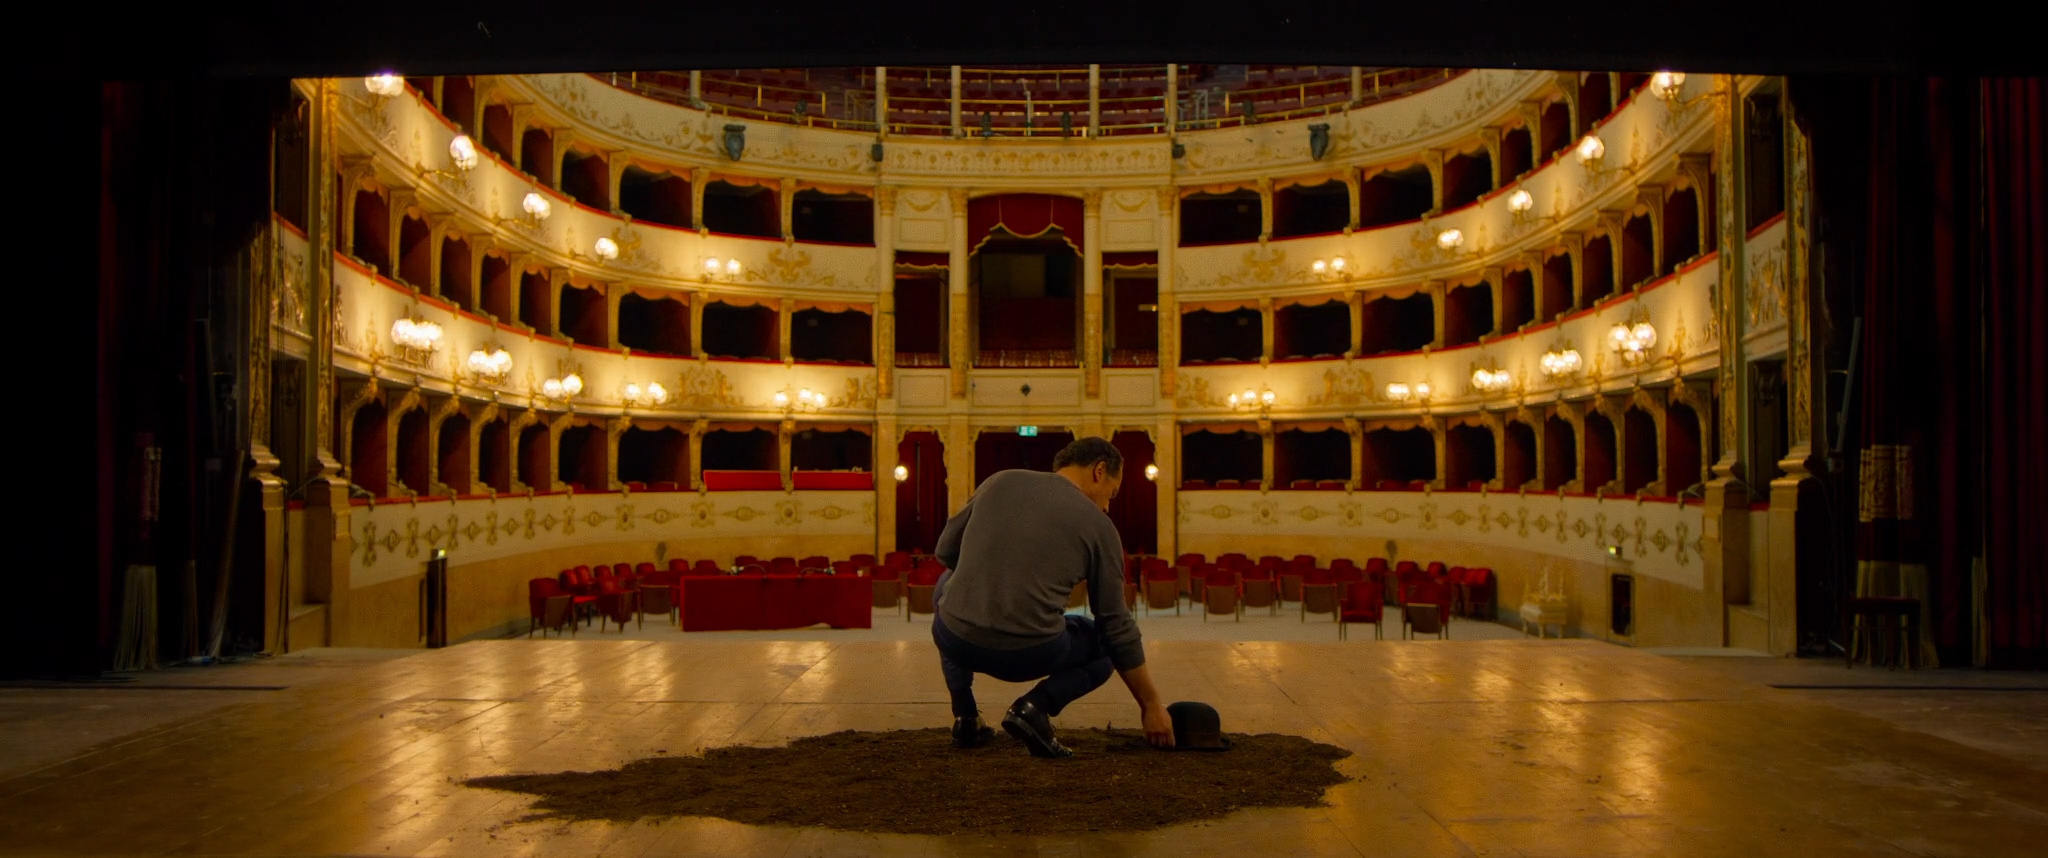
[933,469,1146,671]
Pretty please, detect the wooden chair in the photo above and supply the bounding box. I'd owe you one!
[1299,568,1339,621]
[1240,568,1279,616]
[1203,568,1243,622]
[1403,602,1448,639]
[905,566,943,621]
[537,594,575,637]
[636,583,677,628]
[870,565,904,610]
[1143,567,1181,615]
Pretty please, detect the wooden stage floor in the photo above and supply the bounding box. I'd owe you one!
[3,638,2045,857]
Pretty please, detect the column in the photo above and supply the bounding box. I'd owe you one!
[1258,296,1274,366]
[1345,417,1363,489]
[689,418,707,490]
[1082,190,1104,397]
[1347,291,1363,358]
[690,167,708,233]
[425,217,451,297]
[550,129,574,192]
[299,79,351,649]
[1483,266,1505,338]
[1259,420,1275,491]
[1343,168,1360,233]
[1157,186,1178,397]
[779,176,797,241]
[1351,67,1363,105]
[876,418,899,553]
[607,153,628,215]
[689,289,707,359]
[1480,128,1504,189]
[778,297,794,365]
[946,415,973,515]
[1427,280,1446,347]
[875,66,889,137]
[874,187,897,399]
[1087,64,1101,135]
[1165,64,1178,132]
[604,282,624,348]
[507,252,532,326]
[688,71,701,105]
[948,188,971,398]
[1154,417,1178,561]
[249,216,286,653]
[950,66,963,137]
[547,269,570,338]
[1563,232,1587,309]
[606,415,630,490]
[1257,177,1274,240]
[1702,74,1750,637]
[1421,150,1445,214]
[1768,91,1821,657]
[778,418,795,490]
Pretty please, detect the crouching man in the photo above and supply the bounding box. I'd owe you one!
[929,437,1174,757]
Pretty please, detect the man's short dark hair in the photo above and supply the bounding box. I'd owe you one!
[1052,436,1123,477]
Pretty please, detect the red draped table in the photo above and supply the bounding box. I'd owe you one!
[678,575,874,631]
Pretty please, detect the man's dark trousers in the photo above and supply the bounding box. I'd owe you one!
[932,612,1116,719]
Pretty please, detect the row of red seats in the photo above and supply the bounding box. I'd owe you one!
[528,552,924,636]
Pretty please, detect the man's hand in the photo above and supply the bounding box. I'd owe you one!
[1141,702,1175,749]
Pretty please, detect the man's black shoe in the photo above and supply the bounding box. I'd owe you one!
[951,716,996,749]
[1001,700,1073,759]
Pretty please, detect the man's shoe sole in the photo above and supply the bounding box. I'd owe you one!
[1002,712,1074,759]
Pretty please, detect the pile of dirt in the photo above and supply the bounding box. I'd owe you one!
[467,727,1353,835]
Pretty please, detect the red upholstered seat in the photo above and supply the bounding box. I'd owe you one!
[1176,552,1205,567]
[692,560,723,576]
[798,555,831,570]
[1338,581,1385,640]
[1204,567,1244,622]
[668,558,690,574]
[1180,480,1210,490]
[635,562,657,577]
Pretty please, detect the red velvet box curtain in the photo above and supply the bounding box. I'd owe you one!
[968,193,1084,253]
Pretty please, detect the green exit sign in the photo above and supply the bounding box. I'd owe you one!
[1017,425,1038,437]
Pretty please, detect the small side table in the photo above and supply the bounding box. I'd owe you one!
[1520,600,1567,638]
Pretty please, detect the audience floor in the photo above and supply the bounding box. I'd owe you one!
[2,632,2044,857]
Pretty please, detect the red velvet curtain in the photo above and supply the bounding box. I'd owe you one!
[1841,77,2047,668]
[1978,77,2047,668]
[967,193,1084,253]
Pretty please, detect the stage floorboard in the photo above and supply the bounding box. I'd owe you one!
[3,639,2045,857]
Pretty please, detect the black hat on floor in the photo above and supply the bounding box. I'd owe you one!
[1165,701,1232,751]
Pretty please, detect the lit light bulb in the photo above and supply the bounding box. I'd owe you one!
[625,383,642,402]
[1261,390,1275,405]
[1576,134,1606,164]
[593,237,619,261]
[1473,368,1491,388]
[1415,382,1431,400]
[726,259,742,276]
[1144,463,1159,482]
[448,135,478,171]
[893,464,909,482]
[1632,322,1657,349]
[1508,189,1533,213]
[522,192,552,219]
[1330,257,1345,271]
[542,378,564,399]
[364,74,404,97]
[705,257,721,273]
[1436,228,1464,250]
[1312,259,1327,274]
[1227,393,1240,406]
[1242,389,1257,404]
[773,391,790,407]
[492,349,512,371]
[1652,71,1687,99]
[561,373,583,396]
[649,383,667,404]
[1386,382,1410,402]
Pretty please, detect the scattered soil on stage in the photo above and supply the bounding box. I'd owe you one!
[467,727,1353,835]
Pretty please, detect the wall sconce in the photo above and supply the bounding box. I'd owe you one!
[539,372,584,403]
[774,387,825,413]
[1385,381,1432,403]
[363,74,405,98]
[1539,348,1583,379]
[1308,123,1331,160]
[1471,367,1513,393]
[703,257,745,283]
[892,464,910,482]
[1144,463,1160,482]
[1310,256,1349,280]
[1609,320,1657,365]
[448,135,479,170]
[1228,386,1276,417]
[1436,228,1465,251]
[1651,71,1687,102]
[593,237,620,262]
[1576,134,1607,173]
[466,347,512,383]
[622,381,669,408]
[521,191,552,223]
[1508,189,1533,215]
[389,316,442,363]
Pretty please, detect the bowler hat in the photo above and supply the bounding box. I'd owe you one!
[1165,701,1232,751]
